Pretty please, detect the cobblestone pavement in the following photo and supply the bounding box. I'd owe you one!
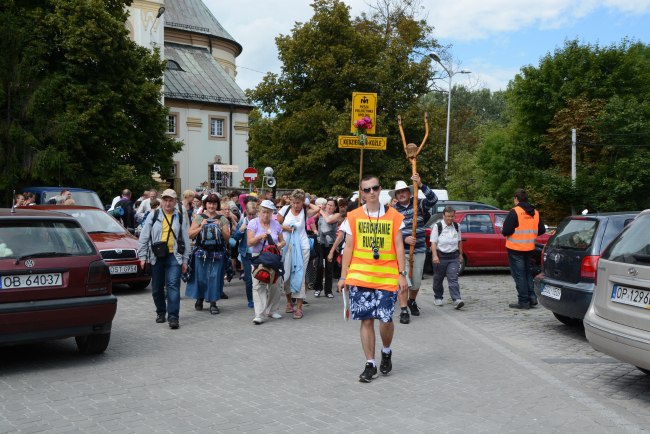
[1,269,649,433]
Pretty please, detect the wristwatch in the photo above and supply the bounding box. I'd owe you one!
[399,270,408,276]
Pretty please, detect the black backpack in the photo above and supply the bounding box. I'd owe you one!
[437,221,459,236]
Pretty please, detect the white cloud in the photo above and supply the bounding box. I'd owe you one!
[429,0,650,40]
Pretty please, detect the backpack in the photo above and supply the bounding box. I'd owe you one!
[110,205,124,218]
[251,235,283,284]
[198,214,223,250]
[437,221,459,236]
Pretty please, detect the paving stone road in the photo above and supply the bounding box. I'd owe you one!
[1,269,649,433]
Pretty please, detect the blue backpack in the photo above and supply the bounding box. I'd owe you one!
[198,214,223,250]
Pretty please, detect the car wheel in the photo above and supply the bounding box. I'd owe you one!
[76,333,111,355]
[129,279,151,290]
[552,312,582,327]
[637,367,650,376]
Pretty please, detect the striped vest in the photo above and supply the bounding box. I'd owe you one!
[505,206,539,252]
[346,206,404,292]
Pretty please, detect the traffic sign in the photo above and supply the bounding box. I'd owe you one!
[243,167,258,182]
[338,135,387,150]
[350,92,377,134]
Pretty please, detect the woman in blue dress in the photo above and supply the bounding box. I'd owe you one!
[186,193,230,314]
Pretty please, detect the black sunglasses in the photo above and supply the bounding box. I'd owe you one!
[362,185,381,194]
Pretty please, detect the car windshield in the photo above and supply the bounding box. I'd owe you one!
[56,209,126,234]
[43,191,103,208]
[548,218,598,250]
[0,220,95,259]
[602,214,650,265]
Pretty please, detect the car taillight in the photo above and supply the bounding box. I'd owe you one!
[580,255,600,282]
[87,260,111,294]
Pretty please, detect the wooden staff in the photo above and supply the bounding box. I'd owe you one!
[397,113,429,278]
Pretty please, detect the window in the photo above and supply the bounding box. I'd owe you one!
[461,214,494,234]
[549,219,598,251]
[210,118,224,137]
[603,214,650,265]
[167,114,178,135]
[166,59,182,71]
[208,116,227,140]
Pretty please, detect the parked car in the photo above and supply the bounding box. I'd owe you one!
[424,210,552,274]
[22,187,104,209]
[583,209,650,375]
[0,208,116,354]
[533,212,638,326]
[25,205,151,290]
[430,200,499,219]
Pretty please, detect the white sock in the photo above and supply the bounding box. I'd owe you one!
[367,359,376,367]
[382,347,391,354]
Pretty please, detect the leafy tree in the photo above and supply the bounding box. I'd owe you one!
[472,39,650,221]
[246,0,437,196]
[0,0,180,203]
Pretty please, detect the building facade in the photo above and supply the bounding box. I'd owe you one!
[127,0,252,193]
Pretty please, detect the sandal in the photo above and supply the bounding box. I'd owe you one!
[293,308,303,319]
[285,302,294,313]
[209,303,220,315]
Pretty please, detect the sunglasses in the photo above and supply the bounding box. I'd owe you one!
[362,185,381,194]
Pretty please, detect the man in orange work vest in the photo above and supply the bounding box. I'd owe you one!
[338,174,408,383]
[501,188,546,309]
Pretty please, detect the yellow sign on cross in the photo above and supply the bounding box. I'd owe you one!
[338,135,387,150]
[350,92,377,134]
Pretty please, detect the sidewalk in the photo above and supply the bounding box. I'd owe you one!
[0,271,648,433]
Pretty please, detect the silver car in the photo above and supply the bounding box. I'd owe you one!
[584,209,650,375]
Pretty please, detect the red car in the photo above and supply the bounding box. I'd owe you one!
[0,208,116,354]
[425,210,553,274]
[26,206,151,289]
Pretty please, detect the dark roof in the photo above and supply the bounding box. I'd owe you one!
[164,43,252,108]
[164,0,242,55]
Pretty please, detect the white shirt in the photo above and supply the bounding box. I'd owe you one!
[280,205,310,251]
[137,198,153,215]
[430,221,461,253]
[108,195,121,211]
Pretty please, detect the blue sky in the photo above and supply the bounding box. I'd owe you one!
[208,0,650,92]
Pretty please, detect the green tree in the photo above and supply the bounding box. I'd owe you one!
[246,0,437,196]
[0,0,180,203]
[473,39,650,219]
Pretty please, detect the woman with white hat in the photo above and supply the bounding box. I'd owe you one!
[247,200,286,324]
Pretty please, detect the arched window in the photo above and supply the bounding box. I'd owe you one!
[166,60,183,71]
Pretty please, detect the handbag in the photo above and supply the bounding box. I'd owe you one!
[151,241,169,259]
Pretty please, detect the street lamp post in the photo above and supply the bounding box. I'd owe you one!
[429,53,470,178]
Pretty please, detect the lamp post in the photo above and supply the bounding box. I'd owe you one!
[429,53,470,178]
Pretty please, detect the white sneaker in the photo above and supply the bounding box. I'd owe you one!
[270,312,282,319]
[253,316,264,324]
[433,299,444,306]
[453,299,465,310]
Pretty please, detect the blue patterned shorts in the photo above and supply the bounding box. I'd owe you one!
[349,286,397,323]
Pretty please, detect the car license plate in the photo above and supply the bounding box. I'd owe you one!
[541,284,561,300]
[0,273,62,289]
[611,285,650,309]
[109,265,138,275]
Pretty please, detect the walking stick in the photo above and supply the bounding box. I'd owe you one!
[397,113,429,278]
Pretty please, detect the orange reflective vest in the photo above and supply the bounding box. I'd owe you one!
[345,206,404,292]
[505,206,540,252]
